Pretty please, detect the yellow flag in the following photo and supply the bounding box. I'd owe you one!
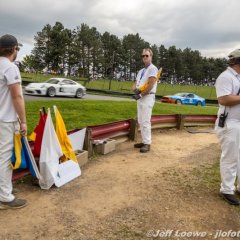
[28,131,36,142]
[11,133,23,169]
[54,106,77,163]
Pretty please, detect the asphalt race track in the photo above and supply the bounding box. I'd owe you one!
[23,92,217,108]
[24,93,133,101]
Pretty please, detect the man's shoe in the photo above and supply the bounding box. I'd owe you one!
[140,144,150,153]
[0,198,27,210]
[220,193,240,206]
[134,143,145,148]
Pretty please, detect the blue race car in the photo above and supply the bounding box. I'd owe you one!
[160,92,206,106]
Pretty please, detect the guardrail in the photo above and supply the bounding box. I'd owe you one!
[184,114,217,126]
[13,114,217,181]
[89,120,132,140]
[83,114,217,156]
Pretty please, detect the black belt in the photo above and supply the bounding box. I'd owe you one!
[149,92,155,94]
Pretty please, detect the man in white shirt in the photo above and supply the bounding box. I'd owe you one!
[0,34,27,209]
[132,48,158,153]
[215,49,240,206]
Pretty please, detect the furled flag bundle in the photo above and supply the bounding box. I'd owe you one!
[11,134,41,180]
[12,106,86,189]
[29,109,47,157]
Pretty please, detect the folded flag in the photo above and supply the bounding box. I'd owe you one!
[39,108,63,189]
[29,110,47,157]
[54,106,77,163]
[11,133,41,179]
[68,128,86,151]
[29,110,47,141]
[54,160,81,187]
[11,133,27,169]
[39,108,81,189]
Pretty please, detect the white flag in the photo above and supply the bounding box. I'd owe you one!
[54,160,81,187]
[68,128,86,151]
[39,108,63,189]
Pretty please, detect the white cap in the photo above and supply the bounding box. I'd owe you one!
[228,49,240,59]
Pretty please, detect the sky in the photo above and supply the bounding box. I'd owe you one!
[0,0,239,61]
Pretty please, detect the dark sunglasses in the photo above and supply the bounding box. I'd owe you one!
[15,46,20,51]
[142,54,149,58]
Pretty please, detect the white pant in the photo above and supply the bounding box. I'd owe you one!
[137,94,155,145]
[0,121,18,202]
[215,120,240,194]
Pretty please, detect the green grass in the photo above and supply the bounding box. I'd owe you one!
[25,100,217,133]
[21,72,217,100]
[192,161,220,190]
[85,80,217,99]
[162,161,220,194]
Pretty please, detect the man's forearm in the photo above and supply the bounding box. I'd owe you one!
[132,82,137,91]
[12,95,26,123]
[141,81,155,96]
[218,95,240,106]
[9,83,27,123]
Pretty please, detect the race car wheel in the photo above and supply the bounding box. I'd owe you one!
[196,101,202,106]
[75,89,84,98]
[175,99,182,104]
[47,87,56,97]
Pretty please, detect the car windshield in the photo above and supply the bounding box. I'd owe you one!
[174,93,188,97]
[46,79,59,84]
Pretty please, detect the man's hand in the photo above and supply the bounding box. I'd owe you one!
[132,94,142,100]
[133,88,141,94]
[132,83,137,92]
[19,122,27,136]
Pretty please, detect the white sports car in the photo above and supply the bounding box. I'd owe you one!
[24,78,86,98]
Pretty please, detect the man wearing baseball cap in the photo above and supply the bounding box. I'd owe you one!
[0,34,27,209]
[215,49,240,206]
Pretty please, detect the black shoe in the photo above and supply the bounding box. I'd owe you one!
[134,143,144,148]
[0,198,27,210]
[140,144,150,153]
[220,193,240,206]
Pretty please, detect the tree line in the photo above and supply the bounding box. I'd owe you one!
[21,21,228,85]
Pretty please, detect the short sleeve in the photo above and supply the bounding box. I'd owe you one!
[215,72,232,98]
[147,66,158,78]
[4,64,21,85]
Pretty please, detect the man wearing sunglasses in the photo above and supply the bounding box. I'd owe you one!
[132,48,158,153]
[0,34,27,209]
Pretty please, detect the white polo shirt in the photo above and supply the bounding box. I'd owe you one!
[136,63,158,93]
[0,57,22,122]
[215,67,240,120]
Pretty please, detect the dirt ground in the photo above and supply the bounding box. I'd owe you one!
[1,128,240,240]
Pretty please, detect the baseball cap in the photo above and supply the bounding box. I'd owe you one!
[0,34,23,48]
[228,49,240,59]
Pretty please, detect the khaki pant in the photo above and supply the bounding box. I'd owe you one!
[215,119,240,194]
[0,121,18,202]
[137,94,155,145]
